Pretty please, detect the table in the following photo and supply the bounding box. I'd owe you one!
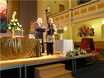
[80,38,95,51]
[54,40,74,54]
[0,38,41,60]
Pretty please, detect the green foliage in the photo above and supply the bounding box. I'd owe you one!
[29,30,35,34]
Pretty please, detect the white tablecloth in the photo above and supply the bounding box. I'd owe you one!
[54,40,74,54]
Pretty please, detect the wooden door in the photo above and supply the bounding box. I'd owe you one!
[59,4,65,12]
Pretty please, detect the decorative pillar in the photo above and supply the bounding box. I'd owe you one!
[69,9,73,39]
[68,0,74,39]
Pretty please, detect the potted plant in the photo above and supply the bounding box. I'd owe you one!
[28,29,35,38]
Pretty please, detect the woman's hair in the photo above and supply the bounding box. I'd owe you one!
[37,18,42,24]
[48,18,53,24]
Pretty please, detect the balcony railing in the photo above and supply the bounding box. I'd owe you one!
[48,0,104,25]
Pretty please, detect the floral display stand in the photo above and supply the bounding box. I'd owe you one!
[7,11,23,38]
[80,38,95,52]
[11,29,16,38]
[78,25,95,52]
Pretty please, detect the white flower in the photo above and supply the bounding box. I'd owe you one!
[14,23,16,26]
[17,27,21,30]
[17,23,19,25]
[15,19,18,21]
[8,26,11,29]
[19,25,22,27]
[11,20,14,22]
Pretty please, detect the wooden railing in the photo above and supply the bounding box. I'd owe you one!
[73,0,104,23]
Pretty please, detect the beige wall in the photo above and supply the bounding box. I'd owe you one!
[8,0,20,22]
[71,0,78,8]
[62,25,70,39]
[44,0,69,15]
[72,17,104,42]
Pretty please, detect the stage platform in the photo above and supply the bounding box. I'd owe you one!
[0,52,99,78]
[0,52,99,70]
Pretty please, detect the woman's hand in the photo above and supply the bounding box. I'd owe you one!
[41,27,46,29]
[46,29,49,32]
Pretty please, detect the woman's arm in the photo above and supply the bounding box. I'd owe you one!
[35,23,41,31]
[35,23,46,32]
[53,24,57,32]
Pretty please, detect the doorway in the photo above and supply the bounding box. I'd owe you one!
[59,4,65,12]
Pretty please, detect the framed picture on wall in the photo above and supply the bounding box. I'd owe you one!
[0,0,8,33]
[46,5,52,14]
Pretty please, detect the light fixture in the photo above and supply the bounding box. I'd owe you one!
[92,25,94,28]
[64,27,67,30]
[102,20,104,24]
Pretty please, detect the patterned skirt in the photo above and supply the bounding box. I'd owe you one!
[46,35,55,43]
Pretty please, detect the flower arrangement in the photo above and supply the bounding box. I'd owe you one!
[29,21,36,34]
[29,29,35,34]
[66,50,87,57]
[80,49,87,55]
[7,11,22,31]
[57,23,64,34]
[7,19,22,31]
[78,25,94,37]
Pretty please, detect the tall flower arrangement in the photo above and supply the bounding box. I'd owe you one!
[7,19,22,31]
[7,11,22,31]
[29,21,36,34]
[78,25,95,37]
[7,11,23,38]
[57,23,64,34]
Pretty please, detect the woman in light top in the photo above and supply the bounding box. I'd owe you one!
[46,18,56,55]
[35,18,46,53]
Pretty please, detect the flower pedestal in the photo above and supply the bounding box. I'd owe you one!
[11,29,16,38]
[58,34,62,40]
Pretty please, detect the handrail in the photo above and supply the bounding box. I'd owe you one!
[48,10,69,18]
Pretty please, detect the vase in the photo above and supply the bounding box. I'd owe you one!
[59,34,62,40]
[29,34,35,38]
[11,29,16,38]
[83,35,89,38]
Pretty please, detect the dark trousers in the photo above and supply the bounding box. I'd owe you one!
[41,37,44,53]
[47,43,53,54]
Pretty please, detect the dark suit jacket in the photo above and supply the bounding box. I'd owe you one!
[35,23,45,39]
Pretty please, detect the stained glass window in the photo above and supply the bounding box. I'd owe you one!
[0,0,7,33]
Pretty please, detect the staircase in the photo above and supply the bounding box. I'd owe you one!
[34,63,74,78]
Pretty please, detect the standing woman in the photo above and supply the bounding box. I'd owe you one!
[35,18,46,53]
[46,18,56,55]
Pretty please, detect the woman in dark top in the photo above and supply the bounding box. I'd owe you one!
[46,18,56,55]
[35,18,46,53]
